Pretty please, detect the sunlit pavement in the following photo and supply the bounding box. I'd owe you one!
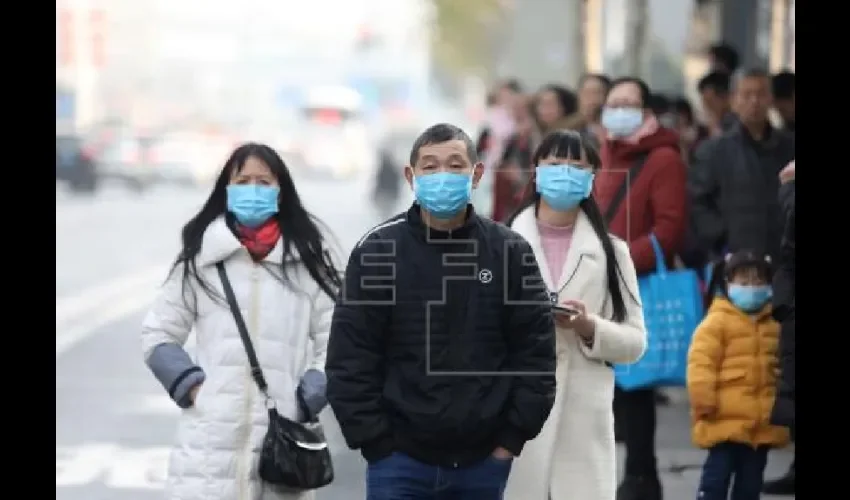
[56,178,793,499]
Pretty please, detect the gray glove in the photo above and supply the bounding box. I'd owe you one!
[297,368,328,421]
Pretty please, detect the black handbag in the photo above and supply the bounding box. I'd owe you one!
[215,262,334,490]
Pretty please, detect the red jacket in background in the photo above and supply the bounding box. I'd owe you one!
[491,134,533,222]
[594,127,688,274]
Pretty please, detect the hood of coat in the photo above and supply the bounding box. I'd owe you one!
[603,125,681,163]
[197,216,294,267]
[710,295,774,322]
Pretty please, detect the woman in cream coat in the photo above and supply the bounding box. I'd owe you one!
[141,143,341,500]
[505,130,647,500]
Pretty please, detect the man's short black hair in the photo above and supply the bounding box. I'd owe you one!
[709,43,740,73]
[648,93,672,115]
[409,123,478,165]
[608,77,652,108]
[733,68,771,91]
[673,96,695,123]
[772,70,795,100]
[698,71,731,95]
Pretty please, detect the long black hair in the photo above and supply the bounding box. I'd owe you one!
[170,142,341,308]
[705,249,774,306]
[506,129,637,322]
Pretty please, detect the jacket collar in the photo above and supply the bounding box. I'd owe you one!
[406,203,478,242]
[731,121,781,149]
[511,204,604,294]
[197,216,294,267]
[712,296,774,322]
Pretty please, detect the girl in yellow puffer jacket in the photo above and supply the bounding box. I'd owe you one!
[687,250,790,500]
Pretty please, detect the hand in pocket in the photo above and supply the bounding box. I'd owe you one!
[189,384,203,406]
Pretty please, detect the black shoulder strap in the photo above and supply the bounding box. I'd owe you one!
[603,153,650,223]
[215,261,315,420]
[216,262,269,394]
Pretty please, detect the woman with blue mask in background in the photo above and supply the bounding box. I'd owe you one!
[505,129,647,500]
[141,143,341,500]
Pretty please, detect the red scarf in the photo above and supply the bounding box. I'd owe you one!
[236,218,281,261]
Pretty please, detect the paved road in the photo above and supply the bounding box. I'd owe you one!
[56,180,793,499]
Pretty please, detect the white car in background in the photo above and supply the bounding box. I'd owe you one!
[294,85,375,180]
[96,134,159,192]
[152,133,232,188]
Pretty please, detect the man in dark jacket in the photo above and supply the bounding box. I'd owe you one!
[689,69,795,262]
[327,123,556,499]
[771,189,795,428]
[764,181,795,496]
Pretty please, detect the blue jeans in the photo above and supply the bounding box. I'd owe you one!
[366,452,512,500]
[697,442,768,500]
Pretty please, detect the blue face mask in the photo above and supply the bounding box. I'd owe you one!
[413,172,473,219]
[226,184,280,228]
[601,107,644,138]
[727,284,773,312]
[535,164,594,211]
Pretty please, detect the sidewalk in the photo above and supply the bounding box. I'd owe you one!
[317,389,795,500]
[639,389,795,499]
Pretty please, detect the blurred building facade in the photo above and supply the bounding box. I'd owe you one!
[57,0,110,130]
[495,0,794,99]
[56,0,432,134]
[57,0,793,132]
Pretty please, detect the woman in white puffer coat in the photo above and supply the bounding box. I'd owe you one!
[141,143,342,500]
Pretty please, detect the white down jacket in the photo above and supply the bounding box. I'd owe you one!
[141,217,334,500]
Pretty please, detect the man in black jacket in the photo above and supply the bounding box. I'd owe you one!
[327,123,556,499]
[772,193,795,428]
[764,181,795,496]
[689,69,795,262]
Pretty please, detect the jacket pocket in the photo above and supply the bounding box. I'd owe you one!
[188,382,208,414]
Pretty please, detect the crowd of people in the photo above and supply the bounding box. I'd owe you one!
[473,42,795,500]
[137,42,795,500]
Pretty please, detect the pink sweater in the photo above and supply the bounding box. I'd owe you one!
[537,220,575,285]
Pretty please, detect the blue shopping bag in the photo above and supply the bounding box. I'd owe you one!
[614,234,704,390]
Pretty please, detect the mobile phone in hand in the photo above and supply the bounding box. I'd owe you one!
[551,304,579,316]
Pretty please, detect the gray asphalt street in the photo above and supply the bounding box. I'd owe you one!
[56,179,793,499]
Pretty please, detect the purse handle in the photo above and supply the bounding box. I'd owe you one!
[215,262,315,421]
[648,233,668,277]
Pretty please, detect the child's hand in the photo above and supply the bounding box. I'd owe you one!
[693,405,715,419]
